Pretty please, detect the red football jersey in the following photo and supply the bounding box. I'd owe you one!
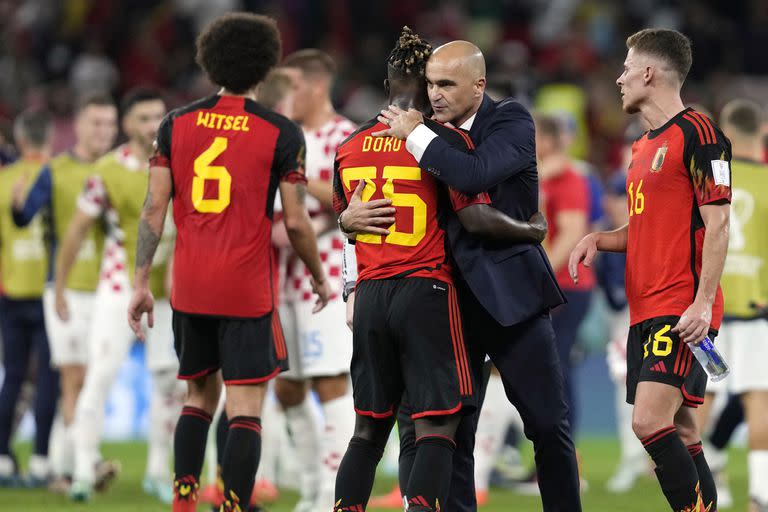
[151,95,306,317]
[333,118,489,284]
[625,108,732,328]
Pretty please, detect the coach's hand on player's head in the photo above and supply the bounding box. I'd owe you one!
[672,300,712,345]
[127,286,155,341]
[340,180,396,235]
[310,277,332,314]
[373,105,424,140]
[568,233,598,284]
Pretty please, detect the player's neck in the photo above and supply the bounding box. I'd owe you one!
[71,143,99,163]
[639,92,686,131]
[302,101,335,131]
[219,87,258,102]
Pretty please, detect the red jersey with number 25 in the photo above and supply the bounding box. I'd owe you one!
[151,95,306,318]
[626,108,731,329]
[333,118,489,284]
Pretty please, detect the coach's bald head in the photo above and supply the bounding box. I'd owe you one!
[426,40,487,125]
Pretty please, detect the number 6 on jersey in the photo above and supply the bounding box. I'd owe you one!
[192,136,232,213]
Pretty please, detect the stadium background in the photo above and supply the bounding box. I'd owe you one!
[0,0,764,510]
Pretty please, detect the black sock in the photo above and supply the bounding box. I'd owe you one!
[173,406,212,506]
[689,442,717,511]
[221,416,261,512]
[641,426,702,512]
[215,411,228,486]
[709,394,743,451]
[405,435,456,511]
[334,436,384,511]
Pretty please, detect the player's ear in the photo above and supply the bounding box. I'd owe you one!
[644,65,653,85]
[383,79,390,97]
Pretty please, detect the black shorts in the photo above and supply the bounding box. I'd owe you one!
[172,309,288,385]
[626,315,714,408]
[351,278,476,420]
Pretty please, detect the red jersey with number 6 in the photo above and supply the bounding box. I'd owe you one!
[625,108,731,329]
[333,118,489,284]
[151,95,306,318]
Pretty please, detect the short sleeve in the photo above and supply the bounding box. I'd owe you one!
[683,113,733,206]
[555,172,590,212]
[449,188,491,212]
[273,120,307,184]
[149,114,173,168]
[76,175,110,218]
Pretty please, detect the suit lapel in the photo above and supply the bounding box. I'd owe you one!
[469,94,494,140]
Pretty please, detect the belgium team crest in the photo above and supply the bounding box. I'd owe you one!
[651,142,668,173]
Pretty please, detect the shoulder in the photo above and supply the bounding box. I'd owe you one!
[337,118,378,152]
[492,98,533,121]
[677,109,730,149]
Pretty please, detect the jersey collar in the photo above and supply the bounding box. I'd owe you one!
[647,107,692,140]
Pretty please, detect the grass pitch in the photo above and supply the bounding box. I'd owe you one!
[3,437,748,511]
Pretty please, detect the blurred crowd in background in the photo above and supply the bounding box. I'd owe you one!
[2,0,768,174]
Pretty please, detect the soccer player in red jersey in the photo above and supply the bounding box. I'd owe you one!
[570,29,731,512]
[332,28,546,512]
[126,13,331,512]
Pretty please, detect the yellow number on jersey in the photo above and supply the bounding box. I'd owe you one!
[342,165,427,247]
[628,179,645,216]
[192,137,232,213]
[651,325,673,357]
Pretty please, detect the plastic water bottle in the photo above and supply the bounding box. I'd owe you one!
[687,336,730,382]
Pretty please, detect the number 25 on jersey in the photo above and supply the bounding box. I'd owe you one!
[342,165,426,247]
[192,137,232,213]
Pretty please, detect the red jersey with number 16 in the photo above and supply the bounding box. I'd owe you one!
[333,118,489,284]
[625,108,732,329]
[151,95,306,318]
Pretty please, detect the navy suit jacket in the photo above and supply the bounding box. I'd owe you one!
[420,94,566,326]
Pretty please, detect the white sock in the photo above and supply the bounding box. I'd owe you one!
[48,415,66,477]
[257,393,283,484]
[28,454,49,479]
[146,369,183,481]
[749,450,768,505]
[474,374,513,492]
[0,455,14,477]
[317,394,355,507]
[72,380,108,484]
[284,398,321,502]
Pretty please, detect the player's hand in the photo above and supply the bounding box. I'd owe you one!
[672,301,712,345]
[568,233,598,284]
[310,277,332,313]
[345,291,355,331]
[372,105,424,139]
[340,180,396,235]
[529,212,548,244]
[127,286,155,341]
[11,171,29,210]
[55,289,70,322]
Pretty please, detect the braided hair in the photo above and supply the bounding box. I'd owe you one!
[387,26,432,78]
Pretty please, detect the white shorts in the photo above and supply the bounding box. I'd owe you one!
[86,282,177,373]
[44,287,95,366]
[716,319,768,394]
[280,296,352,380]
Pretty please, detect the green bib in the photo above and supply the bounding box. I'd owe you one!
[50,153,105,292]
[95,150,173,298]
[721,159,768,318]
[0,159,48,298]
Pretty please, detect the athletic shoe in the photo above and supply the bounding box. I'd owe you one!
[93,459,121,493]
[199,483,225,507]
[749,498,768,512]
[48,475,72,494]
[143,477,174,504]
[368,485,403,508]
[69,479,93,502]
[0,454,20,487]
[252,479,279,504]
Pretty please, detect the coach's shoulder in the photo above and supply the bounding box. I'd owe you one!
[493,98,533,121]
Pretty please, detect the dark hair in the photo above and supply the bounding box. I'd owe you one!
[387,26,432,79]
[75,92,115,115]
[258,69,293,110]
[282,49,337,76]
[120,87,163,116]
[720,98,763,136]
[196,12,281,94]
[626,28,692,83]
[13,108,52,148]
[534,113,563,141]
